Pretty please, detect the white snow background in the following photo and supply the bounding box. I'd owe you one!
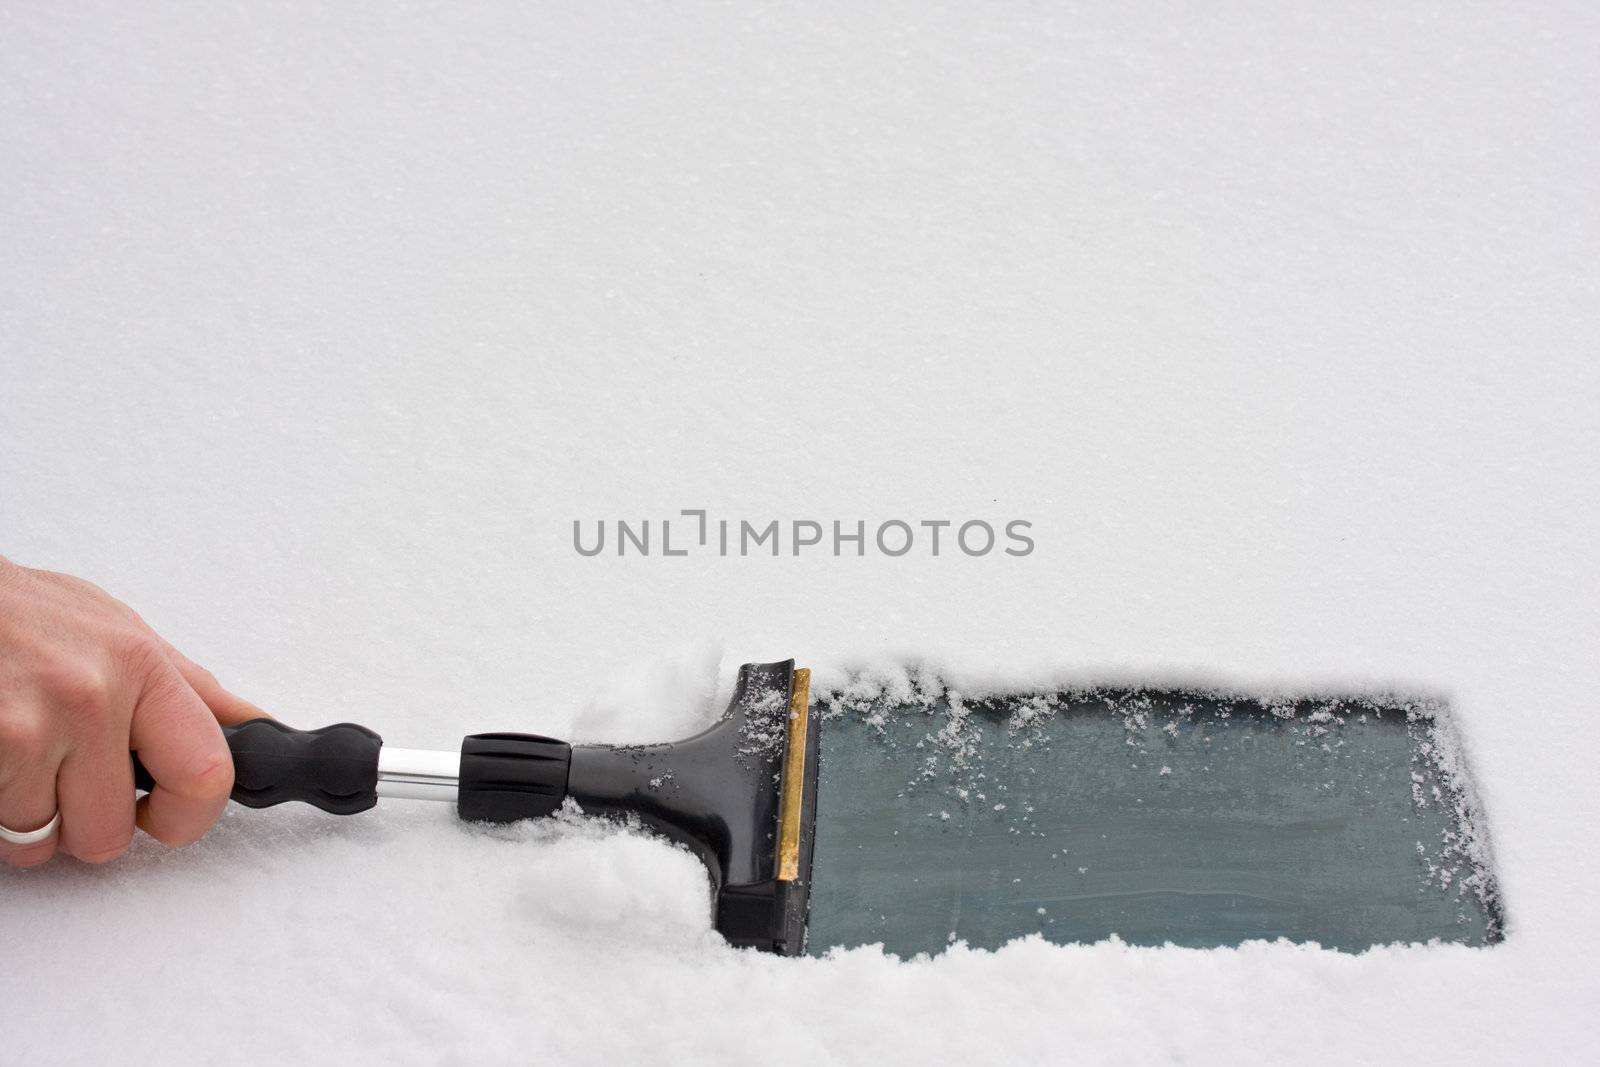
[2,2,1596,1064]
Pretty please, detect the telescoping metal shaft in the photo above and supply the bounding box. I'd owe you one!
[375,747,460,802]
[377,735,573,819]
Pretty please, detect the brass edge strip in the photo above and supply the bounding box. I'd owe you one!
[776,666,811,882]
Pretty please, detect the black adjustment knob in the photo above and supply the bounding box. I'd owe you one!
[457,733,572,822]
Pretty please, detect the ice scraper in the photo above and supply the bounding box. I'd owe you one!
[133,659,819,954]
[131,660,1502,955]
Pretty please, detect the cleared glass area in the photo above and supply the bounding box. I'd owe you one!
[806,686,1500,956]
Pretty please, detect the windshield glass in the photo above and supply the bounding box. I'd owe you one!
[805,682,1501,956]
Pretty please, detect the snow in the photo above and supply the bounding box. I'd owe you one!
[2,1,1597,1063]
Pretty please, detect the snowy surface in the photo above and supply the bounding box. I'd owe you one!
[2,2,1597,1063]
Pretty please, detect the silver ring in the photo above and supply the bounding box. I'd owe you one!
[0,811,61,846]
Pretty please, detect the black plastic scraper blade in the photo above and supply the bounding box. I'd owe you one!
[565,660,821,955]
[804,685,1501,956]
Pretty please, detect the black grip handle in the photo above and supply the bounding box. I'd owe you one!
[132,719,383,815]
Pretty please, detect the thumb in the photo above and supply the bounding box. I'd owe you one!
[161,644,271,726]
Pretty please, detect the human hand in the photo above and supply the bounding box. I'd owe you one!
[0,556,264,867]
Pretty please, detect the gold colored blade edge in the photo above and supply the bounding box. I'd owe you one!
[776,666,811,882]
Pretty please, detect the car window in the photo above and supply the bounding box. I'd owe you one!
[806,683,1501,956]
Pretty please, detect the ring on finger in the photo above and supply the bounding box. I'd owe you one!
[0,811,61,846]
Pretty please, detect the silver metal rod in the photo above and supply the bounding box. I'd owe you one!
[377,746,459,802]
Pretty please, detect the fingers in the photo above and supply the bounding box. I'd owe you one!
[161,644,270,726]
[0,703,65,868]
[56,737,135,863]
[0,564,253,867]
[129,661,234,847]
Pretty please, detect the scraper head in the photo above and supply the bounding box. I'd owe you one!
[564,660,821,954]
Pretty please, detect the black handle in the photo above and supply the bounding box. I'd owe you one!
[132,719,384,815]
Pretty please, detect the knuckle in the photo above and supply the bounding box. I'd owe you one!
[75,842,130,864]
[6,844,57,868]
[0,706,49,756]
[43,661,114,716]
[146,809,218,848]
[189,751,235,800]
[110,630,164,675]
[147,823,200,848]
[71,828,133,864]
